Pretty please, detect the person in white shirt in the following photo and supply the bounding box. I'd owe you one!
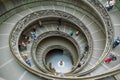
[105,0,115,11]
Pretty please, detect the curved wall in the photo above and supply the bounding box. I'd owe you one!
[0,0,103,29]
[0,0,115,80]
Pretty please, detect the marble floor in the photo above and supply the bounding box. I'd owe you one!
[46,49,73,73]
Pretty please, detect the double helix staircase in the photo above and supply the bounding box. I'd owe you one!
[0,0,120,80]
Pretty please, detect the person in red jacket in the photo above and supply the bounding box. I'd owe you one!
[105,57,112,63]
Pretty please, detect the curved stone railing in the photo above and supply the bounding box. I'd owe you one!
[87,0,114,49]
[8,0,114,79]
[10,46,120,80]
[42,45,73,72]
[29,19,91,75]
[73,0,114,76]
[0,0,106,29]
[9,9,93,79]
[31,31,81,73]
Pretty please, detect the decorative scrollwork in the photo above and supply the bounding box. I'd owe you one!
[8,0,115,79]
[87,0,114,47]
[31,31,81,73]
[10,9,93,52]
[9,8,93,79]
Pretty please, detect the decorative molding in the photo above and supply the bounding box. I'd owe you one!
[8,0,115,78]
[31,31,80,73]
[9,9,93,79]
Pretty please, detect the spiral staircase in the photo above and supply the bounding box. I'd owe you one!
[0,0,120,80]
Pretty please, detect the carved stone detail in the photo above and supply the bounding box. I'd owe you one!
[87,0,114,46]
[9,10,93,57]
[31,31,81,73]
[8,0,115,79]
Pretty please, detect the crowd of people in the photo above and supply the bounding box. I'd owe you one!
[18,22,39,66]
[18,32,36,66]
